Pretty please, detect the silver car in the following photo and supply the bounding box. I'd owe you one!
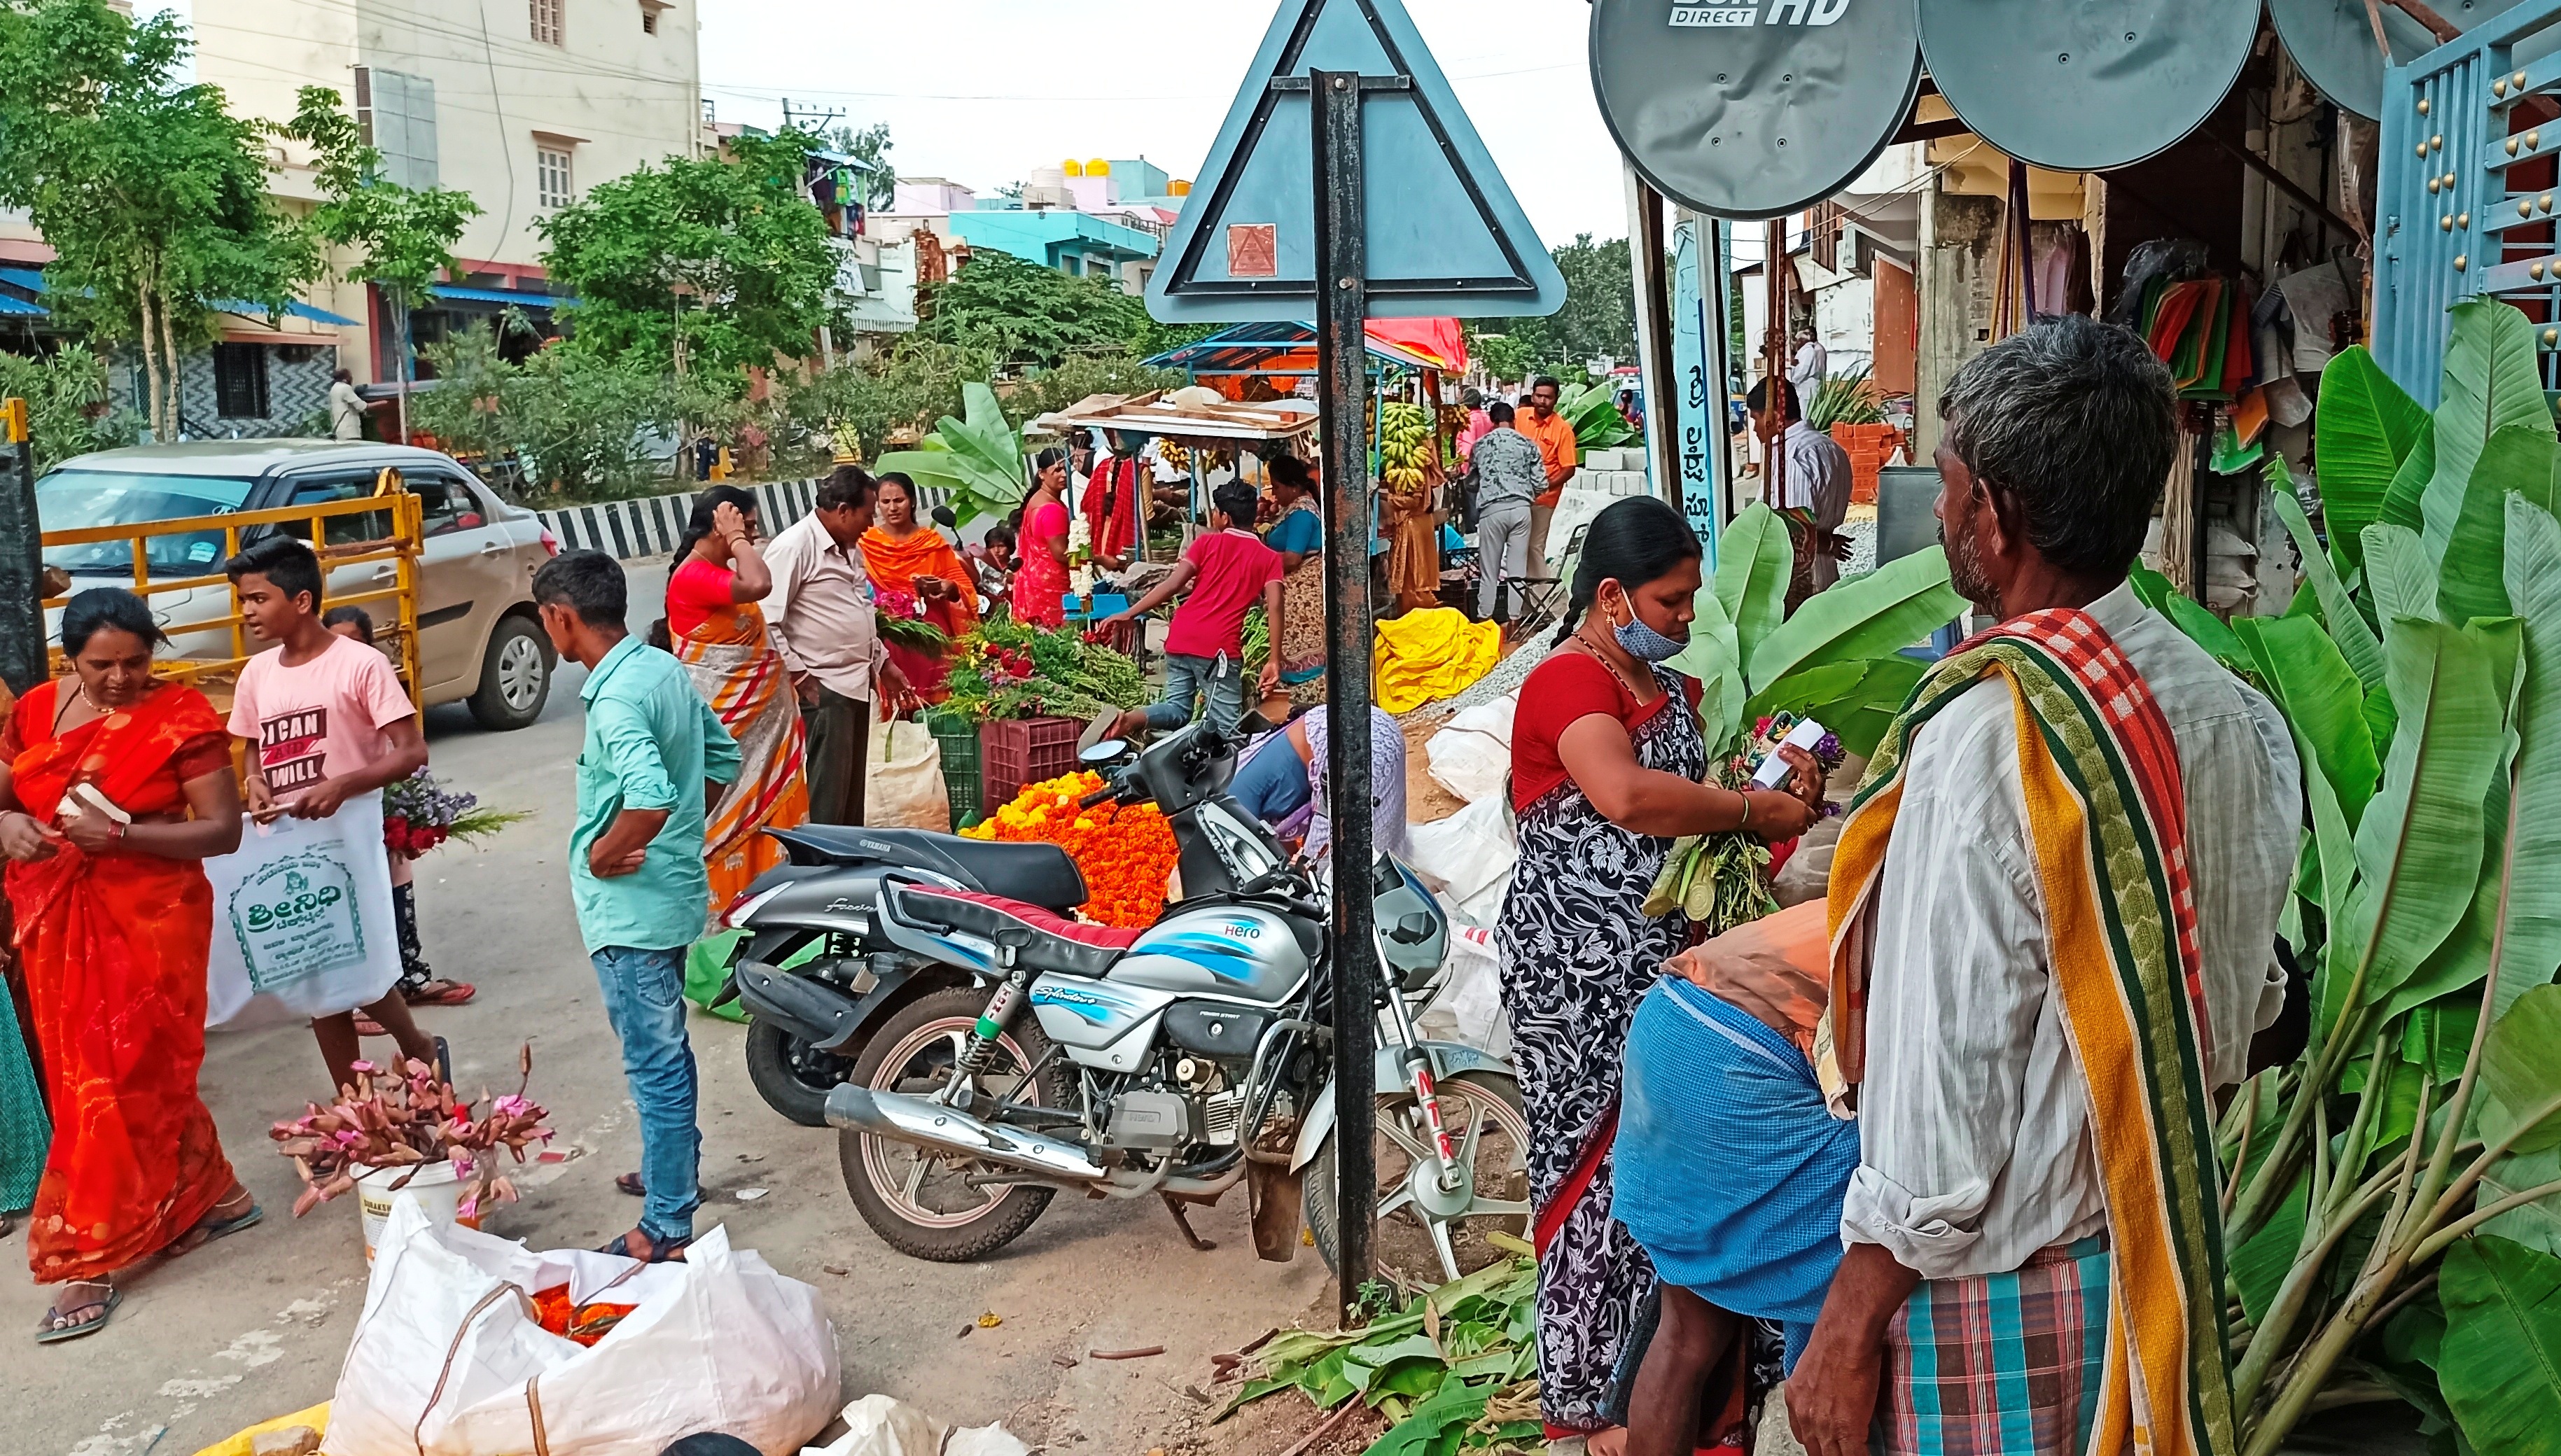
[38,440,561,729]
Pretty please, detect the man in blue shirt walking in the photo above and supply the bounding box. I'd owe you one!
[533,550,741,1262]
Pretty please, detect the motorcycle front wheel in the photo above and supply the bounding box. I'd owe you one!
[838,986,1064,1262]
[743,1017,855,1128]
[1304,1068,1534,1288]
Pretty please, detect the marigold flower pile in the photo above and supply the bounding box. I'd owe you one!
[959,770,1179,928]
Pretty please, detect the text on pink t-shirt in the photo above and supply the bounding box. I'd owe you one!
[228,634,417,799]
[1164,529,1284,660]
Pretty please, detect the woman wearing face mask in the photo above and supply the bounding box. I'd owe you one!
[1496,496,1824,1452]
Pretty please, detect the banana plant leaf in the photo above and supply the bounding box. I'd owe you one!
[2272,480,2390,696]
[1559,380,1638,454]
[1715,503,1795,669]
[1668,578,1747,753]
[2380,422,2436,538]
[2231,1170,2310,1326]
[2430,298,2549,522]
[1743,655,1926,759]
[2427,424,2552,624]
[2235,615,2379,826]
[1745,546,1965,694]
[2313,345,2431,566]
[872,381,1028,526]
[2128,564,2254,676]
[2483,983,2561,1155]
[2438,1235,2561,1456]
[2493,496,2561,1011]
[2348,616,2504,1008]
[2482,1144,2561,1256]
[2385,617,2525,1021]
[2363,523,2444,631]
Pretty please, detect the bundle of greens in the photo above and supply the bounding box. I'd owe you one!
[1216,1253,1542,1455]
[942,619,1148,723]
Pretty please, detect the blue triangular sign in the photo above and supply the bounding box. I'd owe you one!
[1146,0,1565,323]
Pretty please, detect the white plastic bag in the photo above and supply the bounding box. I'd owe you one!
[865,717,949,831]
[204,792,400,1027]
[1405,791,1517,930]
[1425,693,1516,806]
[1417,924,1511,1059]
[324,1198,840,1456]
[798,1396,1029,1456]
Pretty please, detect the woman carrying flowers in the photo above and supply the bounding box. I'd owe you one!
[862,474,981,700]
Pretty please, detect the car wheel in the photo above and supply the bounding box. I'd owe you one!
[468,615,552,731]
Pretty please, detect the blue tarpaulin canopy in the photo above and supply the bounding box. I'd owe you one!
[429,284,560,309]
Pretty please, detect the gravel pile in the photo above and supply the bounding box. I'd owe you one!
[1437,631,1557,716]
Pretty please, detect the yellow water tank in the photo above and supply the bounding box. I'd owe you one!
[1062,159,1084,177]
[1086,158,1112,176]
[1170,179,1192,197]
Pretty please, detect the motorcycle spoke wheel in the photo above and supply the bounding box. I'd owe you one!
[1361,1072,1533,1288]
[858,1016,1033,1230]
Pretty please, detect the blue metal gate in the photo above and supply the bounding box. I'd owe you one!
[2375,0,2561,403]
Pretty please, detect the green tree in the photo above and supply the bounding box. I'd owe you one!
[1465,233,1637,383]
[0,344,141,472]
[828,122,895,210]
[916,248,1148,370]
[538,127,839,386]
[409,328,681,501]
[0,0,317,442]
[999,352,1185,429]
[284,85,481,443]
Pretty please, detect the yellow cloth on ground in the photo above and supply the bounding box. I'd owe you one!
[1373,607,1501,713]
[192,1403,330,1456]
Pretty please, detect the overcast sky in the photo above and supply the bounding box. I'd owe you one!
[697,0,1629,249]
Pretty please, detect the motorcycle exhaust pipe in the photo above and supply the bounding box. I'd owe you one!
[824,1084,1108,1183]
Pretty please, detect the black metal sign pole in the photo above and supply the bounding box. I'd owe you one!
[0,401,42,696]
[1306,65,1379,1331]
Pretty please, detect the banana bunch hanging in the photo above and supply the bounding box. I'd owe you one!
[1378,402,1435,494]
[1156,438,1193,475]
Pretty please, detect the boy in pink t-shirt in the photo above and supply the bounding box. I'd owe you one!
[1097,481,1285,738]
[224,537,447,1094]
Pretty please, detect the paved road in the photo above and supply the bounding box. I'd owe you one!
[3,561,1325,1456]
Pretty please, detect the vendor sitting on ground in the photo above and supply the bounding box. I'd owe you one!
[1227,704,1407,862]
[1092,482,1284,740]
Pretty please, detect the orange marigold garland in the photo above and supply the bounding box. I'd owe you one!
[958,771,1180,928]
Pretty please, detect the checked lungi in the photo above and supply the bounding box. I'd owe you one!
[1875,1238,2112,1456]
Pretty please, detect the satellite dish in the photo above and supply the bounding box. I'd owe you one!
[1917,0,2259,172]
[1588,0,1920,221]
[2272,0,2520,119]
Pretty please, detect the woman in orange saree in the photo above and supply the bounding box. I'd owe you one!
[1,590,260,1343]
[863,473,981,701]
[664,489,809,924]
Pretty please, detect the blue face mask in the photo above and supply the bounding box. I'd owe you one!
[1612,604,1687,662]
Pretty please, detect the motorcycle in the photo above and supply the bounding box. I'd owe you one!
[734,721,1528,1280]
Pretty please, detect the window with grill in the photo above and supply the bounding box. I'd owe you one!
[529,0,562,46]
[212,343,270,419]
[537,146,574,209]
[641,5,657,34]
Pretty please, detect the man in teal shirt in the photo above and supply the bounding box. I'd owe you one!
[533,550,741,1262]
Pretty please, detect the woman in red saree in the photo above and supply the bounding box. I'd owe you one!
[862,473,980,701]
[1012,450,1073,630]
[664,489,808,923]
[1,589,260,1343]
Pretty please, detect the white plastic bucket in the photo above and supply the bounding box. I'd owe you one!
[354,1160,479,1260]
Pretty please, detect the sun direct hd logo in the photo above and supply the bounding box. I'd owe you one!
[1671,0,1850,25]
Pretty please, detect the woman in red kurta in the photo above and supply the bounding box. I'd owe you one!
[0,589,260,1343]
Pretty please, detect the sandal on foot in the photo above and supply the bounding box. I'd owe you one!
[403,979,476,1007]
[615,1172,647,1198]
[352,1011,388,1037]
[35,1284,120,1344]
[171,1195,263,1258]
[599,1229,690,1264]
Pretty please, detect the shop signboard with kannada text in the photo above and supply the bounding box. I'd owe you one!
[1148,0,1561,1331]
[1589,0,1920,220]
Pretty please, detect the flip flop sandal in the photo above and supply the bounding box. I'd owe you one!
[615,1172,647,1198]
[599,1230,692,1264]
[171,1198,264,1259]
[404,979,477,1007]
[352,1011,388,1037]
[34,1284,119,1345]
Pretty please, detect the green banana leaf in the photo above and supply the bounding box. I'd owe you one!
[2231,1170,2310,1326]
[2438,1235,2561,1456]
[1668,577,1747,752]
[2430,298,2550,522]
[1559,379,1638,454]
[2350,616,2504,1008]
[1743,655,1926,756]
[2272,480,2389,694]
[1745,546,1965,694]
[2380,421,2436,538]
[872,381,1028,526]
[2128,563,2254,676]
[2385,617,2525,1020]
[2235,615,2378,826]
[2482,1144,2561,1256]
[2313,345,2432,566]
[2404,992,2483,1081]
[2363,523,2443,634]
[1715,503,1795,670]
[2428,424,2551,624]
[2492,496,2561,1010]
[2483,983,2561,1155]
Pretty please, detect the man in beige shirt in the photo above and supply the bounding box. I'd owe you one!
[762,466,912,824]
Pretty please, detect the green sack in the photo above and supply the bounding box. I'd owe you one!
[683,929,825,1024]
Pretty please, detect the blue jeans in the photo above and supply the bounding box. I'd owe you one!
[1142,652,1248,733]
[590,944,700,1243]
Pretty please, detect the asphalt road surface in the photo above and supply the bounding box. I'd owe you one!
[3,561,1325,1456]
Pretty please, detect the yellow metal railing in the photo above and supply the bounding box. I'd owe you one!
[40,468,425,708]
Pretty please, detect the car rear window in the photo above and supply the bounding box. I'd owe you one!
[38,469,259,578]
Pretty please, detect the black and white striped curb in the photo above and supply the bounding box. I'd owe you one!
[534,476,954,563]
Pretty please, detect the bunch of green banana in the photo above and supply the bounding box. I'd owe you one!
[1378,401,1433,493]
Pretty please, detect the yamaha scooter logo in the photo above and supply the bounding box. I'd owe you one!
[1670,0,1849,25]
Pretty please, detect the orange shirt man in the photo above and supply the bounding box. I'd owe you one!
[1514,377,1579,570]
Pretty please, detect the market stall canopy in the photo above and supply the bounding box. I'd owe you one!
[1591,0,2262,213]
[1030,390,1320,443]
[2270,0,2520,120]
[1144,318,1467,377]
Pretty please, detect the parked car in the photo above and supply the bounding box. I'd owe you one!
[36,441,563,729]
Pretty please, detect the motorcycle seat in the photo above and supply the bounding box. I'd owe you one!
[892,886,1143,979]
[768,826,1088,913]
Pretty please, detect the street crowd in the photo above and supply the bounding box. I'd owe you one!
[0,317,2296,1456]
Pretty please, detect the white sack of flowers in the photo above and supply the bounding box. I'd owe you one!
[324,1198,839,1456]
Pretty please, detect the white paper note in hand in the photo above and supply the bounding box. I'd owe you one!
[1752,718,1828,790]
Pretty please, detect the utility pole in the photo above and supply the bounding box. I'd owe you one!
[0,398,43,694]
